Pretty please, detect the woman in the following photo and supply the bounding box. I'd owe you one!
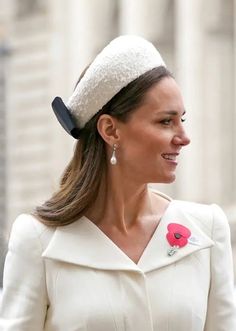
[0,35,235,331]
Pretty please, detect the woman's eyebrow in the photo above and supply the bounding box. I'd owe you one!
[155,110,186,116]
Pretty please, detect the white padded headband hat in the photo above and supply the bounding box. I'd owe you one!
[52,35,166,138]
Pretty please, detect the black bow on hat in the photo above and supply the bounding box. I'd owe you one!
[51,97,81,139]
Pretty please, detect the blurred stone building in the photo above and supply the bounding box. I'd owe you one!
[0,0,236,284]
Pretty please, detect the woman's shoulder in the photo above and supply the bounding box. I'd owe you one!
[8,213,56,254]
[151,187,229,235]
[171,199,230,237]
[151,187,225,219]
[11,213,55,237]
[172,199,226,219]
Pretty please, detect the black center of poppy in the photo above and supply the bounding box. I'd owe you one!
[174,233,182,239]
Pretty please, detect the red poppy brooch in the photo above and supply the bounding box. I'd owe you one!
[166,223,191,256]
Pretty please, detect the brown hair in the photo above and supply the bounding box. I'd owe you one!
[34,66,172,226]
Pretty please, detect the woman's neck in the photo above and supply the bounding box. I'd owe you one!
[85,169,168,233]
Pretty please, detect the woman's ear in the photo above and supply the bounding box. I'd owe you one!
[97,114,120,145]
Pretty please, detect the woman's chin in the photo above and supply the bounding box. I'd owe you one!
[149,173,176,184]
[161,176,176,184]
[164,171,177,183]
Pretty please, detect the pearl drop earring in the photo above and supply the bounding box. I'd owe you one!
[110,144,117,165]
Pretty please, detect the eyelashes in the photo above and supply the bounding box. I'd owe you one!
[160,117,186,125]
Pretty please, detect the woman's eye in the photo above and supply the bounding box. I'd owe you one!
[160,119,172,125]
[159,117,186,126]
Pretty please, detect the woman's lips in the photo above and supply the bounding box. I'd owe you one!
[161,153,179,164]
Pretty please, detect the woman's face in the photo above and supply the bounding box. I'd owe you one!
[116,77,190,184]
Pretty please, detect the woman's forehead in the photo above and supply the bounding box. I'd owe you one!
[140,78,184,110]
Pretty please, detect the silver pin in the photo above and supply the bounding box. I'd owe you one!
[167,245,179,256]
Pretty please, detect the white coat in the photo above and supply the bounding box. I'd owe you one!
[0,198,236,331]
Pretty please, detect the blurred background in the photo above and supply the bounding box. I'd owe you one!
[0,0,236,291]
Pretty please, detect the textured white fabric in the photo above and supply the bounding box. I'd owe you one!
[1,196,236,330]
[66,35,165,128]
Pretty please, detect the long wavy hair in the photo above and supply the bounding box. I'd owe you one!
[34,66,172,226]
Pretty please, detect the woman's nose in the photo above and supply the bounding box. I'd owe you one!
[173,129,191,146]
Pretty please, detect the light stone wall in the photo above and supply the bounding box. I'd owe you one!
[0,0,236,279]
[5,3,54,230]
[0,0,14,287]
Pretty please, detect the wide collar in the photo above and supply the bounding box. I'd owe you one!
[42,201,214,273]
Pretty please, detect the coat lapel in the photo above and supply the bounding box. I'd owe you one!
[138,200,214,272]
[42,201,214,273]
[42,216,141,272]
